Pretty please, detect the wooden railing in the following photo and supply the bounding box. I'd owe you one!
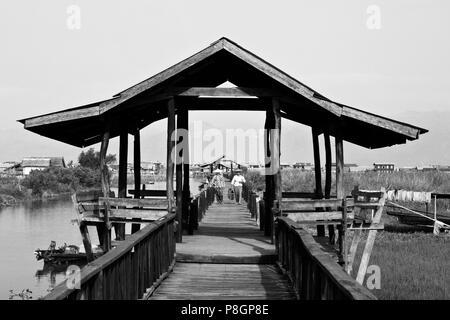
[44,214,176,300]
[187,186,215,234]
[276,216,377,300]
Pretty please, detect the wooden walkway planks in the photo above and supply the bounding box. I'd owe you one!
[149,188,296,300]
[176,193,276,264]
[150,263,296,300]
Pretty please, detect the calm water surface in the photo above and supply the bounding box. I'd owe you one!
[0,180,202,300]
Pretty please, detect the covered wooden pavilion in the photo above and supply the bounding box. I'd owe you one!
[19,37,427,251]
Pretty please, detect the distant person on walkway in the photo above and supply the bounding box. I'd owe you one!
[211,169,225,204]
[231,169,246,204]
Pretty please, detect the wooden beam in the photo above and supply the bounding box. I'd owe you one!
[334,134,345,251]
[312,128,325,237]
[99,126,111,252]
[99,40,225,114]
[115,131,128,240]
[99,197,168,208]
[174,87,280,97]
[79,223,95,262]
[323,133,334,243]
[24,105,101,128]
[272,98,282,207]
[166,99,175,213]
[222,39,343,116]
[118,132,128,198]
[324,133,332,199]
[312,128,323,198]
[266,98,281,244]
[264,109,274,238]
[175,106,184,243]
[180,107,190,233]
[335,136,344,199]
[100,128,111,197]
[341,106,421,139]
[132,129,141,234]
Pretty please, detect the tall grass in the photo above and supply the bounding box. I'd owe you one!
[244,169,450,299]
[352,231,450,300]
[244,169,450,195]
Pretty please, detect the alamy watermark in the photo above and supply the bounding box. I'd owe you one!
[66,5,81,30]
[365,264,381,290]
[366,5,382,30]
[169,120,279,175]
[65,265,81,289]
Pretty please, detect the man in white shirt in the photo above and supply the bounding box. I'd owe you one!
[231,169,246,204]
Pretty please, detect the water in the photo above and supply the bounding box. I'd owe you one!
[0,197,81,299]
[0,179,202,300]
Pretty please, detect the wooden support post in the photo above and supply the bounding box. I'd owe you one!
[264,106,274,238]
[341,198,348,269]
[115,131,127,240]
[324,133,332,199]
[175,106,184,243]
[272,98,282,208]
[266,98,281,244]
[181,107,190,234]
[312,128,323,199]
[312,128,325,237]
[335,135,344,200]
[79,223,94,262]
[100,127,111,252]
[167,99,175,214]
[335,135,344,249]
[132,129,141,234]
[324,133,334,242]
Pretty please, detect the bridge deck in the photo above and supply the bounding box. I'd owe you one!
[149,191,296,300]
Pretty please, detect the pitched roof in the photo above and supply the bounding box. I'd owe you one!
[18,37,427,149]
[22,157,65,168]
[22,158,51,167]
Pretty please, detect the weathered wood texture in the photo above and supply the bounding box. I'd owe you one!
[175,106,186,243]
[99,127,112,251]
[347,187,386,284]
[115,131,128,240]
[176,191,276,264]
[21,38,426,150]
[166,99,175,213]
[276,217,377,300]
[324,133,332,199]
[335,135,344,199]
[132,129,141,233]
[150,263,296,300]
[44,214,176,300]
[151,193,296,300]
[187,186,214,234]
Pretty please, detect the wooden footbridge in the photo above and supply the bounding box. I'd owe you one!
[44,183,377,300]
[19,38,427,300]
[151,192,295,300]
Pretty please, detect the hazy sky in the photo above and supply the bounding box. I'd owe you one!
[1,1,449,166]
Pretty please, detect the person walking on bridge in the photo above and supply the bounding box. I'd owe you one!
[211,169,225,204]
[231,169,246,204]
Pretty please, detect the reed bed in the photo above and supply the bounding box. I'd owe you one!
[244,169,450,299]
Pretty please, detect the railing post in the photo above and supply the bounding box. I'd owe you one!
[259,200,265,231]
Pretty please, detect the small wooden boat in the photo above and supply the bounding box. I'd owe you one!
[35,241,102,265]
[386,203,450,226]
